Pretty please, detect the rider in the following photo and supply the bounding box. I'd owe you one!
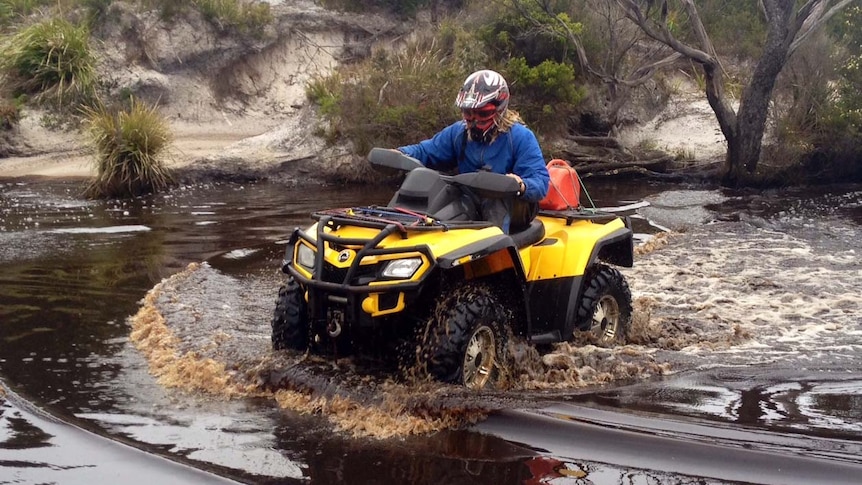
[397,69,549,234]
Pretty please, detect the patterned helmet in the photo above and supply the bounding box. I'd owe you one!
[455,70,510,113]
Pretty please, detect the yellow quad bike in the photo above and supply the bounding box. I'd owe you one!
[272,148,634,389]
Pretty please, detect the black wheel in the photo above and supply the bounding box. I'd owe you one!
[575,264,632,346]
[271,278,308,351]
[416,283,509,389]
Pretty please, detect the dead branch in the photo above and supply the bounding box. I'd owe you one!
[565,135,625,149]
[572,157,671,175]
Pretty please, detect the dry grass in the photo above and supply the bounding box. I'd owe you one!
[83,97,174,198]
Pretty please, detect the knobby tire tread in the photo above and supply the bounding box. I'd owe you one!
[422,283,507,385]
[576,264,633,340]
[271,278,308,351]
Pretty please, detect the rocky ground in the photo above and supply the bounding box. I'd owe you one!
[0,0,725,183]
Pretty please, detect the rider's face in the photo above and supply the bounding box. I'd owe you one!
[461,106,497,132]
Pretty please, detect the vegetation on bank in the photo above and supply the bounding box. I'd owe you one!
[0,0,272,32]
[140,0,272,35]
[0,0,273,197]
[0,99,19,130]
[0,0,859,190]
[307,4,587,159]
[308,0,861,186]
[306,23,583,157]
[763,3,862,185]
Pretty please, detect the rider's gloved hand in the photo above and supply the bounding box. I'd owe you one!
[506,173,526,196]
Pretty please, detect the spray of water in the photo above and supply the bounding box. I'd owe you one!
[130,215,862,438]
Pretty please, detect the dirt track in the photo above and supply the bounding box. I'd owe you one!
[0,112,292,179]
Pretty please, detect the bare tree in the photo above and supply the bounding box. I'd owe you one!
[615,0,854,185]
[499,0,682,126]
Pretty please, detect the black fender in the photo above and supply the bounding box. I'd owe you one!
[437,234,531,335]
[280,227,301,273]
[587,224,634,268]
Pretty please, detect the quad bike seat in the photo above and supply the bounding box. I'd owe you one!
[509,219,545,248]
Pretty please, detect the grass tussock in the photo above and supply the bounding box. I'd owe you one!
[0,17,96,108]
[84,97,174,199]
[194,0,272,34]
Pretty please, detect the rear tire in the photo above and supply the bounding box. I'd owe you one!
[576,264,632,346]
[271,278,308,351]
[416,283,509,389]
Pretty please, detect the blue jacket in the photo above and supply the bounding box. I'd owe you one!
[398,121,550,202]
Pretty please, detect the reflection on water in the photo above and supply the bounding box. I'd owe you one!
[2,178,862,484]
[576,369,862,439]
[0,383,245,485]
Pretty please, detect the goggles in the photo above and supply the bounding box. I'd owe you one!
[461,106,497,122]
[462,106,498,132]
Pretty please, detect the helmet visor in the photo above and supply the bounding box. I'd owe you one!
[461,106,497,131]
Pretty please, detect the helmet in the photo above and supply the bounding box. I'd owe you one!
[456,70,510,142]
[455,70,510,113]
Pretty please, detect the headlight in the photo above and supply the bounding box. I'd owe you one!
[381,258,422,279]
[296,243,316,270]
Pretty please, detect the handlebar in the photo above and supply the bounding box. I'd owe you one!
[367,147,520,199]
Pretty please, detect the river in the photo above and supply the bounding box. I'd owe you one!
[1,176,860,484]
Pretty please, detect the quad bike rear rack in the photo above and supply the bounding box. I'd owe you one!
[538,208,622,225]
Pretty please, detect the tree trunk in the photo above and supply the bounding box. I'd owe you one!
[732,0,796,176]
[616,0,853,187]
[700,62,738,178]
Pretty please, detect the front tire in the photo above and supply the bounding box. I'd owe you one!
[575,264,632,346]
[271,278,308,351]
[416,283,509,389]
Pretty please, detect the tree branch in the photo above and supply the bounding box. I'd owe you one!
[790,0,856,55]
[615,0,714,65]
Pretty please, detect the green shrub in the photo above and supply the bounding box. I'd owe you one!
[0,0,56,28]
[0,17,96,107]
[0,3,11,25]
[84,97,174,198]
[476,1,580,67]
[307,34,475,155]
[696,0,766,59]
[194,0,272,35]
[306,10,587,153]
[502,57,584,137]
[766,7,862,183]
[831,6,862,136]
[305,73,342,117]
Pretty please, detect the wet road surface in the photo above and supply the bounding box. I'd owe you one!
[1,177,861,484]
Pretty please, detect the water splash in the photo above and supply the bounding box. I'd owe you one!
[129,263,494,439]
[129,213,862,439]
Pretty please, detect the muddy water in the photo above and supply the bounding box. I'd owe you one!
[1,177,861,484]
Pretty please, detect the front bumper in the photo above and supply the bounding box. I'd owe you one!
[283,216,437,322]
